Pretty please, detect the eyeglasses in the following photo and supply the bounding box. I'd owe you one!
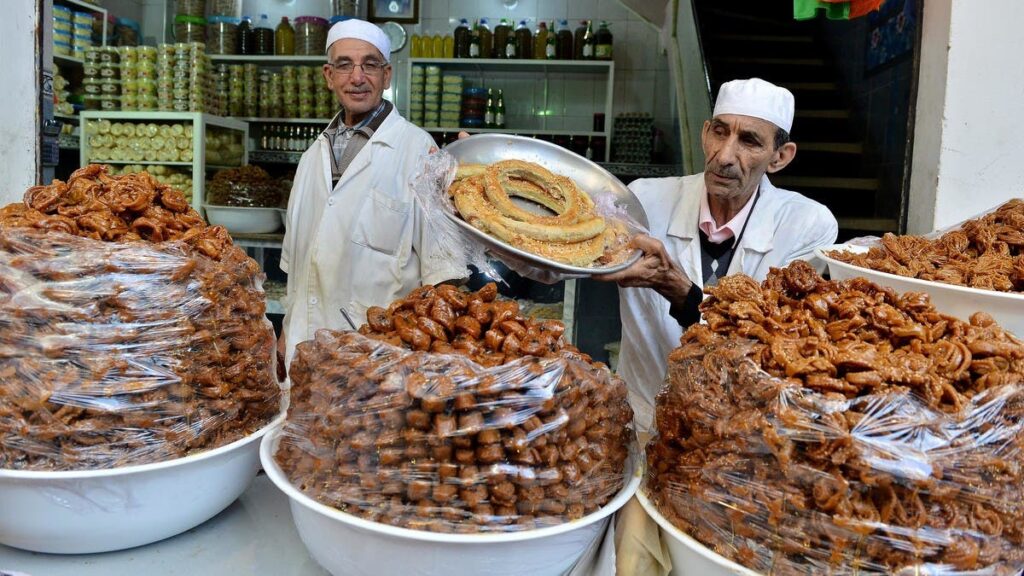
[327,61,388,76]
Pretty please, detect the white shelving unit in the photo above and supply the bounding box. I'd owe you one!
[405,58,614,159]
[79,112,249,213]
[210,55,326,64]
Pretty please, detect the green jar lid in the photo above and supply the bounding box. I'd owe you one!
[174,14,207,25]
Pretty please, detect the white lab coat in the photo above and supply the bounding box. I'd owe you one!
[618,172,838,431]
[280,108,467,366]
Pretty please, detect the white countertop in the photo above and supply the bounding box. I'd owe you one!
[0,475,329,576]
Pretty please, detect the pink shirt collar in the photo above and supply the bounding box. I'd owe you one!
[698,187,758,244]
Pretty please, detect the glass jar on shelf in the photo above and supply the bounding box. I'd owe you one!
[294,16,328,56]
[207,16,240,55]
[174,15,207,44]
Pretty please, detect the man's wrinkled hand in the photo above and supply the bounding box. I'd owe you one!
[593,234,694,306]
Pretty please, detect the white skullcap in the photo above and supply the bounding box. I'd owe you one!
[713,78,795,133]
[326,19,391,62]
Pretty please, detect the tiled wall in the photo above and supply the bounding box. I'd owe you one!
[390,0,677,158]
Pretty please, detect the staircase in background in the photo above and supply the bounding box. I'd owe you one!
[693,0,902,238]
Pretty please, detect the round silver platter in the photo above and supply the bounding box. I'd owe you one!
[443,134,649,276]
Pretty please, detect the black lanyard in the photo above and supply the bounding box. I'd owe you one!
[702,189,760,285]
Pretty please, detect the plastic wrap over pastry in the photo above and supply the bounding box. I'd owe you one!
[0,165,282,471]
[412,149,645,284]
[276,283,634,533]
[830,198,1024,292]
[646,261,1024,574]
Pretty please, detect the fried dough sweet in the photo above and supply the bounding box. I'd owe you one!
[450,160,628,267]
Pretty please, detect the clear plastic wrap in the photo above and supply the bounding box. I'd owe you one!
[412,149,647,285]
[275,283,634,533]
[0,165,282,471]
[832,198,1024,292]
[646,261,1024,574]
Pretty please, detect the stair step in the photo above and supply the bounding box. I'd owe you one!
[711,34,814,43]
[716,57,827,66]
[799,142,863,154]
[778,82,839,91]
[796,109,850,119]
[837,217,900,232]
[773,176,879,190]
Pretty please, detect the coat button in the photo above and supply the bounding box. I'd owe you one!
[328,198,335,206]
[309,297,318,305]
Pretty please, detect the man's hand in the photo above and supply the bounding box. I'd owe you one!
[593,235,694,308]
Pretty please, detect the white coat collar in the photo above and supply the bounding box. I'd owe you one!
[666,172,775,253]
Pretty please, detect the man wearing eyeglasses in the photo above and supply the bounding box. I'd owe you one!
[278,19,467,373]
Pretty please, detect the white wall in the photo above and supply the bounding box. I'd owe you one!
[908,0,1024,233]
[0,2,40,205]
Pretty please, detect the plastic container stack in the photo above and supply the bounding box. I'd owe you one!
[297,66,316,119]
[72,11,94,59]
[227,64,244,116]
[611,113,654,164]
[83,47,121,111]
[408,65,425,126]
[423,65,441,127]
[155,42,214,113]
[119,46,138,110]
[244,64,259,117]
[315,77,334,119]
[282,66,298,118]
[53,5,73,57]
[137,46,158,110]
[460,86,488,129]
[440,74,462,128]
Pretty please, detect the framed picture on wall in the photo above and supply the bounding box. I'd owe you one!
[368,0,419,24]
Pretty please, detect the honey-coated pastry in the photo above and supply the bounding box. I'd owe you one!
[276,283,634,533]
[829,198,1024,292]
[647,261,1024,575]
[0,165,281,471]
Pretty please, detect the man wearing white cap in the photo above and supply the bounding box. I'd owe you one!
[278,19,467,371]
[598,78,838,431]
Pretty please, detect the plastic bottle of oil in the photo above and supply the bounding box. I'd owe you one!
[477,18,492,60]
[443,33,454,58]
[432,32,444,59]
[533,21,548,60]
[410,34,422,58]
[275,16,295,55]
[493,18,511,58]
[514,20,532,60]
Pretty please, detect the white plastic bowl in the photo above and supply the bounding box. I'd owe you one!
[204,204,282,234]
[637,490,760,576]
[818,244,1024,337]
[0,413,284,554]
[261,427,642,576]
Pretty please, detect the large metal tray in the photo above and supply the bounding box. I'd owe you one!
[443,134,649,276]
